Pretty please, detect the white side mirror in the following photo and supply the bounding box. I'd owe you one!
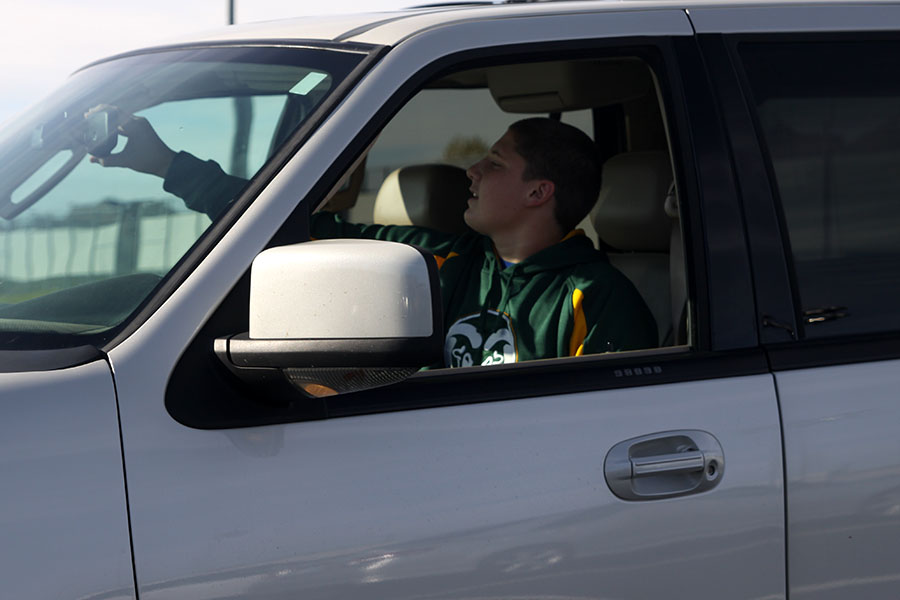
[250,239,436,340]
[215,239,443,399]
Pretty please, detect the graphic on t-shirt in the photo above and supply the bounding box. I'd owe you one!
[444,310,517,367]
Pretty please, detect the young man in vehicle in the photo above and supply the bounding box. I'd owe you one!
[94,114,657,367]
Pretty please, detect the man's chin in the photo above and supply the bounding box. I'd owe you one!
[463,209,480,233]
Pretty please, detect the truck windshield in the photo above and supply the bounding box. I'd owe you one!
[0,45,365,350]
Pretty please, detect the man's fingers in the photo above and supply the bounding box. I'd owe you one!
[117,115,149,138]
[116,121,135,137]
[92,151,125,168]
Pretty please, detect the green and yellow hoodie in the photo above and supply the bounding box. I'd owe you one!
[163,152,657,368]
[311,213,657,367]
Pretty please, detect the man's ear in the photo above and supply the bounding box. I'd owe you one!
[525,180,555,207]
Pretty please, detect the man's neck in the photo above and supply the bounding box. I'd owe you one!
[492,225,566,264]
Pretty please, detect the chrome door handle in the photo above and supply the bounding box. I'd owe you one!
[631,451,705,477]
[604,430,724,501]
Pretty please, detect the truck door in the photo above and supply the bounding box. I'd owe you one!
[693,6,900,598]
[108,8,787,600]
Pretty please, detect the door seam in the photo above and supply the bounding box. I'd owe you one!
[103,351,141,600]
[769,363,790,600]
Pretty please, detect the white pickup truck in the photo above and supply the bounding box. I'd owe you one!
[1,1,899,598]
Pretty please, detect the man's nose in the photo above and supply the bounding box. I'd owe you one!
[466,159,482,182]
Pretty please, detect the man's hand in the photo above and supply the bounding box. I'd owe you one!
[87,108,176,178]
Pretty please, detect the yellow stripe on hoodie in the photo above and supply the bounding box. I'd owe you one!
[569,288,588,356]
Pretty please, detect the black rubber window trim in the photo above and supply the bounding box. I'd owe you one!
[326,349,769,423]
[0,345,105,373]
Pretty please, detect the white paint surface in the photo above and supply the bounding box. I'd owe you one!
[250,240,434,339]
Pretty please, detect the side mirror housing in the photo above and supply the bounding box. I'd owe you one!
[215,239,443,398]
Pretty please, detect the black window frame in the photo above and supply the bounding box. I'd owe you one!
[166,34,766,430]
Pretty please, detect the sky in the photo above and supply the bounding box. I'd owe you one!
[0,0,417,127]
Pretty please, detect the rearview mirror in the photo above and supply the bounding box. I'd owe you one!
[82,109,118,157]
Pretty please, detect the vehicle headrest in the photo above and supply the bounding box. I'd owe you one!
[373,164,471,234]
[591,151,673,252]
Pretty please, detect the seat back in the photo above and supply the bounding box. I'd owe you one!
[373,164,471,234]
[591,151,676,345]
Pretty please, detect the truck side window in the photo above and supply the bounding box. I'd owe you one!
[322,57,687,353]
[739,41,900,338]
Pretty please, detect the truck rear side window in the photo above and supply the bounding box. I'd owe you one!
[739,41,900,338]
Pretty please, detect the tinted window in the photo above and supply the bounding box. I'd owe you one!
[740,41,900,338]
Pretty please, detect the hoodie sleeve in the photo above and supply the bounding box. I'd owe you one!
[161,153,468,258]
[162,152,248,220]
[311,211,466,258]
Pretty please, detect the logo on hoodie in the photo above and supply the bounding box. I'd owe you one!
[444,310,517,367]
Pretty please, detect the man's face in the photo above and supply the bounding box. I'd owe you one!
[464,129,536,236]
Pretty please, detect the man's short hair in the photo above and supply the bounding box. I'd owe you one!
[508,118,601,233]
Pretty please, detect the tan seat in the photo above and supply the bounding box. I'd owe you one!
[591,151,682,345]
[373,164,472,234]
